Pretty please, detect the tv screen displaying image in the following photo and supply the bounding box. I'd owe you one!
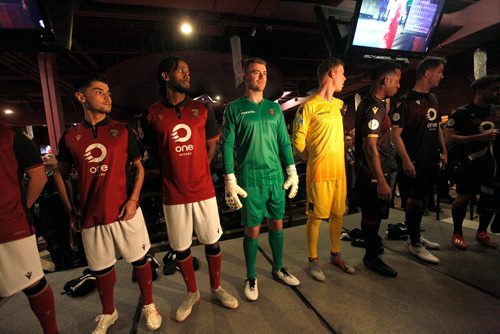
[349,0,446,56]
[0,0,46,30]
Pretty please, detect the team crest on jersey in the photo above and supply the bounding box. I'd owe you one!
[109,129,119,137]
[416,100,421,105]
[446,119,455,127]
[372,106,379,114]
[192,109,199,118]
[269,108,275,116]
[75,134,82,141]
[392,113,401,121]
[368,119,379,130]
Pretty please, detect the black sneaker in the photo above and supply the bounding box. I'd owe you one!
[363,256,397,277]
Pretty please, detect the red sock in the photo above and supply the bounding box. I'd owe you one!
[177,255,197,292]
[96,267,116,314]
[27,283,59,334]
[206,252,222,289]
[133,261,153,305]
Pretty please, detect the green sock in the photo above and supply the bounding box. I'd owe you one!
[243,235,258,279]
[268,230,283,271]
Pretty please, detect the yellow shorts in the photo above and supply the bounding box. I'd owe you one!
[306,179,347,219]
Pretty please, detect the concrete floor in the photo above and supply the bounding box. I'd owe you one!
[1,207,499,334]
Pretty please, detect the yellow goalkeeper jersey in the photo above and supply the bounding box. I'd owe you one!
[293,94,346,182]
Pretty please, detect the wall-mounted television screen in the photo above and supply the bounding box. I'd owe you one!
[348,0,446,58]
[0,0,74,50]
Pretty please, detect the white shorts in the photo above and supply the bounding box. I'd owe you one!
[163,197,222,251]
[0,235,44,297]
[82,207,151,271]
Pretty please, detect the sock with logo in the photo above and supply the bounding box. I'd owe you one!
[205,245,222,289]
[177,249,198,293]
[133,257,153,306]
[24,278,59,334]
[95,266,116,314]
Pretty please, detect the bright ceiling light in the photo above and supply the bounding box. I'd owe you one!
[215,95,221,101]
[4,109,13,114]
[180,22,193,35]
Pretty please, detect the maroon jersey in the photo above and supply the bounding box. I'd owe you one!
[0,125,43,243]
[58,118,141,228]
[142,97,220,205]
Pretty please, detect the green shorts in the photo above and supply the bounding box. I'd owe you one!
[241,183,285,227]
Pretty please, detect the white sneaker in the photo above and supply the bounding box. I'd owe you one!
[407,237,440,250]
[408,243,440,264]
[211,286,239,309]
[421,237,440,250]
[175,290,200,322]
[308,260,326,282]
[272,267,300,286]
[244,278,258,301]
[92,309,118,334]
[142,303,162,330]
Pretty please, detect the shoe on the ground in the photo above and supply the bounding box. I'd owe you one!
[421,237,440,249]
[142,303,162,331]
[451,233,467,250]
[308,259,325,282]
[211,286,238,309]
[244,278,258,301]
[406,237,440,250]
[422,207,430,216]
[92,309,118,334]
[272,267,301,286]
[408,243,440,264]
[330,254,355,274]
[363,256,397,277]
[175,290,200,322]
[476,231,499,249]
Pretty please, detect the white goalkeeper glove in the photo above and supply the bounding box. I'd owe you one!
[224,174,247,210]
[283,164,299,199]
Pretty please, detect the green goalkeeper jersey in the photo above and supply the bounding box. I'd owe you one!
[222,96,295,187]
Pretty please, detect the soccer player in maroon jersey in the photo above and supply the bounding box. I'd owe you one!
[141,56,238,322]
[0,124,59,334]
[57,73,161,334]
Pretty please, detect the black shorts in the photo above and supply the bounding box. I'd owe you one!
[453,160,492,196]
[356,173,390,220]
[398,165,437,200]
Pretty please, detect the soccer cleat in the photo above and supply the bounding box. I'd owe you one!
[363,256,397,277]
[244,278,258,301]
[407,237,440,250]
[420,237,440,249]
[330,254,355,274]
[451,233,467,250]
[92,309,118,334]
[308,259,326,282]
[272,267,300,286]
[211,287,239,309]
[175,290,200,322]
[408,243,440,264]
[142,303,162,331]
[476,231,499,249]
